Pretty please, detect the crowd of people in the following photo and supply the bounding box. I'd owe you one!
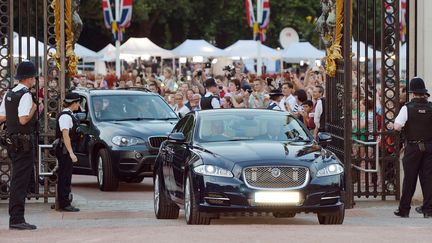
[62,60,328,139]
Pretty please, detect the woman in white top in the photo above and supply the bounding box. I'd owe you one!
[174,93,190,117]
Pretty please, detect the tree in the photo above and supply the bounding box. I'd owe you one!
[77,0,322,51]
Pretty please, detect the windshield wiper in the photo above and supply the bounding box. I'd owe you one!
[158,117,178,120]
[112,118,155,121]
[223,138,255,141]
[286,137,311,142]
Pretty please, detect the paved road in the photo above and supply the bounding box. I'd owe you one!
[1,175,431,243]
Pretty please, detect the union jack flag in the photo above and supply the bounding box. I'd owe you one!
[118,0,133,28]
[246,0,255,28]
[258,0,270,29]
[102,0,114,29]
[101,0,133,42]
[400,0,407,43]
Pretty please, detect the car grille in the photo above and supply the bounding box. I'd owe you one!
[243,166,309,189]
[148,136,167,148]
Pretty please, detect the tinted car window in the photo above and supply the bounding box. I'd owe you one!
[91,95,177,121]
[196,113,310,142]
[182,116,195,141]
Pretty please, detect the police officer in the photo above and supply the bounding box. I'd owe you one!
[0,61,38,230]
[393,77,432,218]
[55,92,81,212]
[267,89,284,110]
[200,78,221,110]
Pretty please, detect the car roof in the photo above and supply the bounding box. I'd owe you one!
[72,89,156,97]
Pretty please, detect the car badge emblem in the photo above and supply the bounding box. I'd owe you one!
[271,168,281,178]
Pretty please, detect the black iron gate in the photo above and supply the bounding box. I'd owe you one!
[324,0,406,208]
[0,0,65,202]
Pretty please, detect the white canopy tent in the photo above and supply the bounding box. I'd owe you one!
[13,36,52,58]
[223,40,281,59]
[281,42,325,62]
[74,43,99,60]
[120,37,174,58]
[97,43,116,61]
[172,39,224,57]
[352,39,382,60]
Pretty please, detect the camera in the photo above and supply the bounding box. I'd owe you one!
[197,70,202,76]
[266,77,273,86]
[218,86,223,90]
[223,65,236,79]
[247,89,253,93]
[205,62,211,68]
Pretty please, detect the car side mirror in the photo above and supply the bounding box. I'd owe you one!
[168,132,186,143]
[317,132,332,146]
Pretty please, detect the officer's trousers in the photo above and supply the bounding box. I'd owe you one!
[8,148,35,224]
[399,143,432,214]
[56,150,73,208]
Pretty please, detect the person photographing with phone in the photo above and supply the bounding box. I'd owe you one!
[55,92,81,212]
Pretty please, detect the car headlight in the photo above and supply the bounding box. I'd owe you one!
[193,165,233,178]
[112,136,146,146]
[316,164,344,177]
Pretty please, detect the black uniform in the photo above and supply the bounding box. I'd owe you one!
[397,98,432,216]
[55,110,79,209]
[200,94,219,110]
[5,87,37,226]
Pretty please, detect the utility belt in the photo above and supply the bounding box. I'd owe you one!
[406,140,432,152]
[6,133,35,152]
[52,137,76,155]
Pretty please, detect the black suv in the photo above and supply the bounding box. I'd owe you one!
[71,89,178,191]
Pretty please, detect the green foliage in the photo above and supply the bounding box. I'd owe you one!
[78,0,322,51]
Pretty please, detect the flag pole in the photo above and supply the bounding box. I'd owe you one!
[256,0,263,76]
[115,0,121,79]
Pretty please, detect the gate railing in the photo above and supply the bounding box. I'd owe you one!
[0,0,64,202]
[325,0,403,207]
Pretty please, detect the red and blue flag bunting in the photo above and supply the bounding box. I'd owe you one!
[101,0,133,42]
[246,0,256,28]
[102,0,114,29]
[246,0,270,43]
[258,0,270,29]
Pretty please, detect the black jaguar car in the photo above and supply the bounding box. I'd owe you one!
[153,109,345,225]
[71,89,178,191]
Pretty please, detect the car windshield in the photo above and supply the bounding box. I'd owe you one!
[196,112,311,143]
[91,95,177,121]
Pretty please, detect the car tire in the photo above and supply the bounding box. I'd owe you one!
[153,172,179,219]
[317,205,345,225]
[97,148,119,191]
[184,175,211,225]
[273,212,296,218]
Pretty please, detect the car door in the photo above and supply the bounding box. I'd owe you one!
[163,117,188,195]
[171,115,194,200]
[72,95,91,168]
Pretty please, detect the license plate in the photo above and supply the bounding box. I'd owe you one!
[254,191,300,204]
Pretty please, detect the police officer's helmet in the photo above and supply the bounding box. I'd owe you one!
[409,77,430,97]
[204,78,217,88]
[64,92,81,103]
[14,61,37,81]
[269,89,283,97]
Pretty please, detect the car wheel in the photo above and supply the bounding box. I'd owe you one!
[154,173,179,219]
[184,175,211,225]
[97,148,119,191]
[273,212,296,218]
[317,205,345,225]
